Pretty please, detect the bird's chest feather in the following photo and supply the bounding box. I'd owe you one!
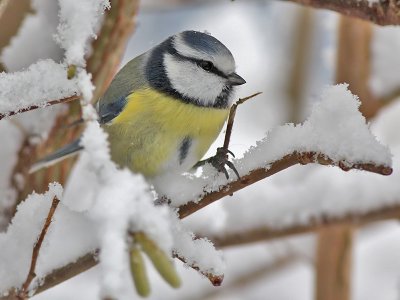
[104,89,229,177]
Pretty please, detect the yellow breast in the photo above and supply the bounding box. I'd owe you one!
[103,88,229,177]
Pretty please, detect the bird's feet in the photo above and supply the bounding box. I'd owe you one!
[195,147,240,180]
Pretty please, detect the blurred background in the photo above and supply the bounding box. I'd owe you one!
[1,0,400,299]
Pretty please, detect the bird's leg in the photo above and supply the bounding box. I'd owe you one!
[194,147,240,180]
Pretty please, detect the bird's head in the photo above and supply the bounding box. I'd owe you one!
[146,30,246,108]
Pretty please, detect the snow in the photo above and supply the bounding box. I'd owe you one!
[56,0,110,66]
[0,183,98,294]
[1,1,400,299]
[171,214,225,276]
[72,122,174,298]
[0,0,66,230]
[0,0,111,117]
[0,60,79,115]
[239,84,391,171]
[154,84,392,208]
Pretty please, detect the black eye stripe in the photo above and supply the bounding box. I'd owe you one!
[170,50,228,79]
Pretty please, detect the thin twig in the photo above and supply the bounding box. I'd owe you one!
[0,95,80,121]
[222,92,262,150]
[17,196,60,298]
[174,254,224,286]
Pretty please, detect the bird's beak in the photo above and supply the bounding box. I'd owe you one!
[227,72,246,86]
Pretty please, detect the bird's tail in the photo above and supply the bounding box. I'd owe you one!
[29,139,83,173]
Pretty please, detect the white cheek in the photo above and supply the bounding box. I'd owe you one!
[164,54,225,106]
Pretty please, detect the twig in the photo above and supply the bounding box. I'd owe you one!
[222,92,262,150]
[174,254,224,286]
[34,251,99,295]
[17,196,60,299]
[286,0,400,26]
[178,151,392,219]
[0,95,80,121]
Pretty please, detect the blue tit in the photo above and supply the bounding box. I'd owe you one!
[31,31,246,178]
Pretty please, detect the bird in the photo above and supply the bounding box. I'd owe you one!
[31,30,246,178]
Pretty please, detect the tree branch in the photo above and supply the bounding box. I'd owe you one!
[0,95,80,121]
[17,197,60,299]
[285,0,400,26]
[2,150,389,298]
[178,151,392,219]
[174,254,223,287]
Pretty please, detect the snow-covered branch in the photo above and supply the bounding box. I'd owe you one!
[0,60,81,119]
[0,84,393,298]
[17,196,60,299]
[178,151,392,219]
[0,95,80,121]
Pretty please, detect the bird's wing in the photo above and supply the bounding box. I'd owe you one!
[97,53,149,124]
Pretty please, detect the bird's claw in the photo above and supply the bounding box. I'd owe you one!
[206,147,240,180]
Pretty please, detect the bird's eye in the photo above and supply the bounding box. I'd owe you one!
[199,61,213,71]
